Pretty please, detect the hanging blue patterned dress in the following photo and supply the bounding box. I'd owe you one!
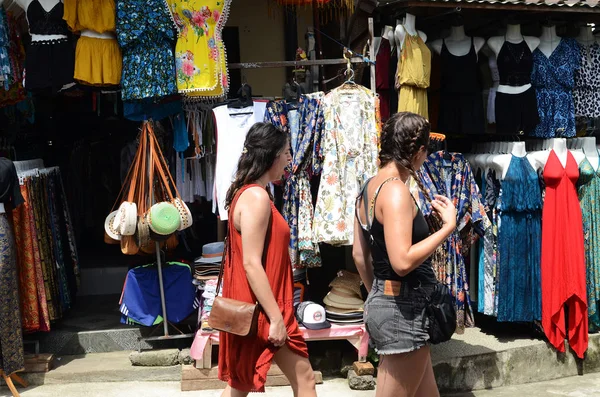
[116,0,178,101]
[530,39,580,138]
[578,155,600,332]
[497,156,542,322]
[0,8,11,90]
[418,152,490,332]
[264,93,325,269]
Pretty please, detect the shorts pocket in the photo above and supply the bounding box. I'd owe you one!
[364,302,400,346]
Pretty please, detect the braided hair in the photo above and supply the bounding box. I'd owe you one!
[379,112,431,202]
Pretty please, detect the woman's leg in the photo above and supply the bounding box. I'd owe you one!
[414,352,440,397]
[375,346,431,397]
[221,385,249,397]
[273,345,317,397]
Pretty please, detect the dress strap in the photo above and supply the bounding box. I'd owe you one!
[356,177,402,233]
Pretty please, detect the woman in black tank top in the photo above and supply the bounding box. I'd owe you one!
[353,112,457,397]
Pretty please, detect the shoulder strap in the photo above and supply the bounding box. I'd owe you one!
[356,177,402,233]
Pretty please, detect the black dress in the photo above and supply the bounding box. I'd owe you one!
[438,38,485,135]
[25,0,75,93]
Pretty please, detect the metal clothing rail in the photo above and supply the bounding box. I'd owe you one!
[229,18,377,93]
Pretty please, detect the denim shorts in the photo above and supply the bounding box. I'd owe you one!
[364,278,433,355]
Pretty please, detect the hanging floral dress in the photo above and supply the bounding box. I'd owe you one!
[312,85,379,246]
[0,9,25,106]
[265,92,325,269]
[116,0,177,101]
[165,0,231,100]
[578,155,600,332]
[417,152,490,332]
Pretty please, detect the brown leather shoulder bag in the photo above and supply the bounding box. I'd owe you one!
[207,207,272,337]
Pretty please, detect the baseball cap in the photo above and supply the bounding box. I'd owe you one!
[296,301,331,330]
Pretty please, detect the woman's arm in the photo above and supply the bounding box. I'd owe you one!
[352,215,374,293]
[236,187,283,324]
[380,181,455,277]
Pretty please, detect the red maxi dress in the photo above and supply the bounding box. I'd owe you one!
[218,185,309,392]
[541,150,588,359]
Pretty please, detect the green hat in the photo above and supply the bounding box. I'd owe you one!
[149,202,181,237]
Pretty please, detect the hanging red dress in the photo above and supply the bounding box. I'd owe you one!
[218,184,309,392]
[541,150,588,359]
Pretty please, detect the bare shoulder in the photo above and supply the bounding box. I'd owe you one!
[237,186,271,217]
[377,178,412,208]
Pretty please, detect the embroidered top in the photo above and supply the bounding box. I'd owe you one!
[166,0,231,100]
[312,85,379,246]
[116,0,177,101]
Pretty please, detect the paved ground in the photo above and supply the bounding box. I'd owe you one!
[3,373,600,397]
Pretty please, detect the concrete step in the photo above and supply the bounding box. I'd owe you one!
[18,351,181,386]
[432,328,600,393]
[12,328,600,393]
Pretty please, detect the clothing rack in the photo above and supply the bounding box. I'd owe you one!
[14,159,44,173]
[228,18,377,93]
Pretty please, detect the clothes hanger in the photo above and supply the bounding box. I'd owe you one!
[227,83,254,115]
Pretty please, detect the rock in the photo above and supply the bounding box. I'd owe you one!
[352,361,375,376]
[129,349,180,367]
[178,348,193,365]
[340,365,353,378]
[348,369,375,390]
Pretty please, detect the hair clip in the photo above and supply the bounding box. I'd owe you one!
[242,146,248,154]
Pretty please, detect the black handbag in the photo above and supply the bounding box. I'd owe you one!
[424,282,456,344]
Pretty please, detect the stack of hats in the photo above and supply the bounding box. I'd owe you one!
[194,242,224,280]
[198,278,220,332]
[323,270,364,325]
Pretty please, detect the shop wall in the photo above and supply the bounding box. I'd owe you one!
[226,0,313,98]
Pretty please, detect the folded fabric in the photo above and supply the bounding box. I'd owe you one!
[119,262,197,327]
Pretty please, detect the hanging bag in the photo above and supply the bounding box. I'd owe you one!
[358,178,456,345]
[208,199,272,337]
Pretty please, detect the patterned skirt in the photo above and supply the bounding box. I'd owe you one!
[0,213,24,375]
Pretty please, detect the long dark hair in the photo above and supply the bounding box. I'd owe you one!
[225,122,289,209]
[379,112,431,200]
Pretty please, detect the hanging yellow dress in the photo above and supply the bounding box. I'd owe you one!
[165,0,231,100]
[63,0,122,86]
[397,31,431,119]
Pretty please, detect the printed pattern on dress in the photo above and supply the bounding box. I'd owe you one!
[264,93,325,269]
[312,86,379,246]
[417,152,490,332]
[116,0,178,101]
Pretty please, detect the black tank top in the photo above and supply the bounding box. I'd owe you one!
[497,39,534,86]
[27,0,69,36]
[357,177,437,284]
[440,38,480,94]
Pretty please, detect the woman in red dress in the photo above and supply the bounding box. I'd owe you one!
[218,122,316,396]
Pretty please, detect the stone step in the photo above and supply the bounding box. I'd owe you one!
[19,351,181,386]
[13,328,600,393]
[431,328,600,393]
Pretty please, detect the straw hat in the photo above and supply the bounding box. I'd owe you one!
[329,270,363,298]
[323,286,364,310]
